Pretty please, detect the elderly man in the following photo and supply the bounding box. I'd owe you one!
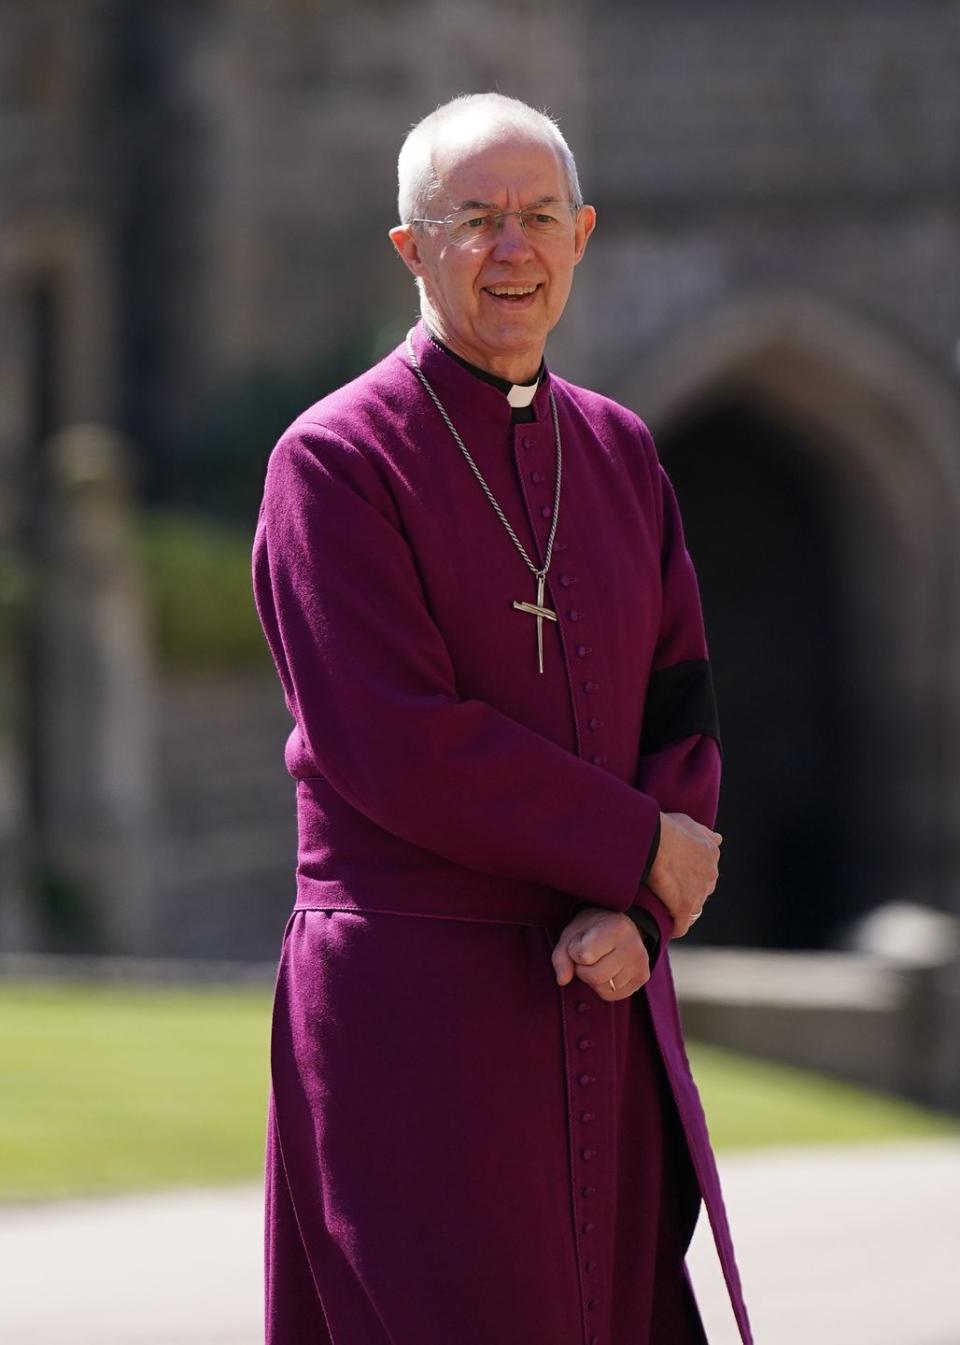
[253,93,752,1345]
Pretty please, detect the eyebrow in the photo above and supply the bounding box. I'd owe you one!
[451,195,561,212]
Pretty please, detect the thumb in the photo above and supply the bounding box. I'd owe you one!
[552,943,575,986]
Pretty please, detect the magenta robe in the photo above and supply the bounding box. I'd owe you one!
[253,320,753,1344]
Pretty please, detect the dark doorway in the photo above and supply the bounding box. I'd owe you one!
[657,397,883,950]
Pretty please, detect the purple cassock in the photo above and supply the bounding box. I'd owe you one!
[252,319,753,1345]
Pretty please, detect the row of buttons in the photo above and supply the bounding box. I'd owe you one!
[564,517,608,1338]
[586,704,602,769]
[523,436,610,797]
[526,430,606,1344]
[573,1002,603,1337]
[525,443,550,526]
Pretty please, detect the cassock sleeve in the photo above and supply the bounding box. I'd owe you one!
[252,423,663,914]
[628,445,723,965]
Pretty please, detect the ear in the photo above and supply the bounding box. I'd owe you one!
[389,223,425,279]
[572,205,597,266]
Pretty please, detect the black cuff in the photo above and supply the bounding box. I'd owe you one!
[639,814,661,886]
[624,905,662,966]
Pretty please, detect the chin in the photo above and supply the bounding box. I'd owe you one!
[487,317,547,346]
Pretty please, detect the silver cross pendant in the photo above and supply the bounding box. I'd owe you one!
[512,573,558,674]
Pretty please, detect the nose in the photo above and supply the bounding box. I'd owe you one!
[491,212,534,261]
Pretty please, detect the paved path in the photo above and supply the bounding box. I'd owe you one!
[3,1139,959,1344]
[687,1139,960,1345]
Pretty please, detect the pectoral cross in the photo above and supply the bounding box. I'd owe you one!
[512,573,558,675]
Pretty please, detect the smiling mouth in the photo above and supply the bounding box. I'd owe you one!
[483,283,541,302]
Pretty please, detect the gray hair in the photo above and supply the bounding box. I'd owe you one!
[397,93,583,225]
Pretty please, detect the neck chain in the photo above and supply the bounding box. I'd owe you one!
[405,330,561,675]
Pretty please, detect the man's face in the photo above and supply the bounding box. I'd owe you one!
[390,127,596,381]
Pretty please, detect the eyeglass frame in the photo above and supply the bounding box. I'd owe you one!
[410,200,582,239]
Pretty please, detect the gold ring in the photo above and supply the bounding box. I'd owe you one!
[690,908,703,922]
[608,977,617,992]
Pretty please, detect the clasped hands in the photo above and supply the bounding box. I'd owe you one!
[551,811,722,1002]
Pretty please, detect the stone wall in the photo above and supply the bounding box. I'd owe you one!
[153,671,296,961]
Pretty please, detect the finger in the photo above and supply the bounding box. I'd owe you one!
[674,906,702,938]
[574,947,632,990]
[551,911,605,982]
[577,955,649,999]
[551,942,576,986]
[568,923,618,967]
[606,966,648,998]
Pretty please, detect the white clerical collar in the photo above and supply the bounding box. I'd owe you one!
[506,378,540,408]
[423,325,544,406]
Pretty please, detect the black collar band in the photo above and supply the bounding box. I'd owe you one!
[423,325,544,397]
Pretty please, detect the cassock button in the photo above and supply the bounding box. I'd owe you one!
[580,1112,596,1124]
[580,1147,597,1161]
[540,504,553,518]
[583,680,598,693]
[585,1260,598,1272]
[568,609,579,621]
[559,573,575,587]
[531,469,544,483]
[576,644,592,658]
[592,754,607,766]
[581,1185,596,1198]
[575,1000,589,1014]
[590,1336,600,1345]
[581,1222,596,1235]
[522,436,534,449]
[578,1074,595,1087]
[587,1298,599,1311]
[588,717,602,731]
[577,1038,594,1050]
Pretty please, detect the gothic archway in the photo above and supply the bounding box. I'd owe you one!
[617,292,960,948]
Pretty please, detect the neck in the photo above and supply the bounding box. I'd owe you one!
[422,309,543,386]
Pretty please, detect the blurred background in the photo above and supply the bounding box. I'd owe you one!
[2,2,960,1341]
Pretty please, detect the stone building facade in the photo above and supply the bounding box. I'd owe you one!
[2,0,960,966]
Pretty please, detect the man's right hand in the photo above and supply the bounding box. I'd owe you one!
[647,812,722,937]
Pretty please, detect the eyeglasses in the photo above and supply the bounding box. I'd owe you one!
[412,202,580,246]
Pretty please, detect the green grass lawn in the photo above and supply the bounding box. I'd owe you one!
[1,979,957,1202]
[688,1041,959,1150]
[0,980,272,1202]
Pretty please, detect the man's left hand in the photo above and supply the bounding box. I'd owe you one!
[551,907,651,1001]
